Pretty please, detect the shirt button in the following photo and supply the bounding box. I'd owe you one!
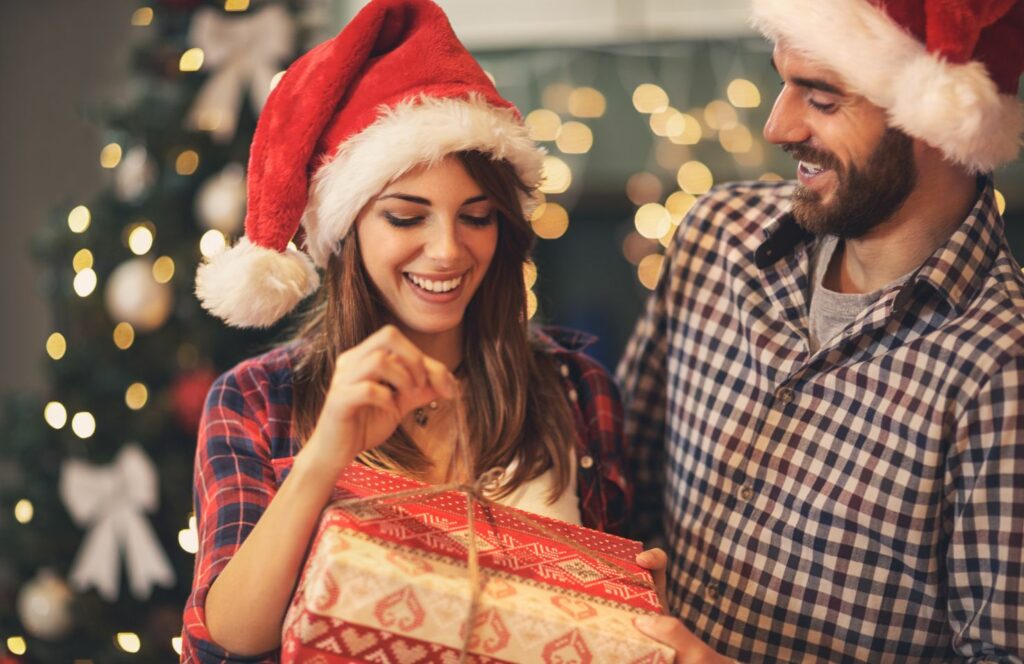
[776,387,794,404]
[559,364,570,378]
[706,583,720,601]
[579,455,594,469]
[739,485,754,502]
[568,389,578,402]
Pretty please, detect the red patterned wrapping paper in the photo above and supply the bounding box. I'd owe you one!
[279,464,673,663]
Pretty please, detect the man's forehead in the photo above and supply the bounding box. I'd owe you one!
[771,42,848,94]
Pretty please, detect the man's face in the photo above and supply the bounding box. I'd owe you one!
[764,43,917,239]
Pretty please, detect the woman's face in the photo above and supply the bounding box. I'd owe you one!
[355,155,499,341]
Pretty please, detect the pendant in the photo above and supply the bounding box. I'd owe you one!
[413,400,439,426]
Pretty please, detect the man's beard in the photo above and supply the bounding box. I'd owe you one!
[786,128,917,239]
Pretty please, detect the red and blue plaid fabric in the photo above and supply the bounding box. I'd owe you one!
[181,327,628,663]
[618,178,1024,663]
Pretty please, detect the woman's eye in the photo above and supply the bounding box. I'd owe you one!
[383,212,423,227]
[461,213,494,227]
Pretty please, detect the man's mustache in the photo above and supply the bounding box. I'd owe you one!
[782,143,841,173]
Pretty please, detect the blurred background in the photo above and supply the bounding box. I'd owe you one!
[0,0,1021,661]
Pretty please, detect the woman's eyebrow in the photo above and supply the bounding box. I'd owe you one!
[378,193,431,205]
[462,195,488,205]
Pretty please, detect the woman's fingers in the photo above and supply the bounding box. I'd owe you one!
[635,548,670,613]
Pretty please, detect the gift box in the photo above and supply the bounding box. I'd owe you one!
[279,463,673,664]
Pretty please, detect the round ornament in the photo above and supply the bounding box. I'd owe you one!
[16,569,74,640]
[171,367,218,433]
[195,163,246,235]
[104,258,174,332]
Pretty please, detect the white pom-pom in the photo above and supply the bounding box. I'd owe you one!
[195,237,320,328]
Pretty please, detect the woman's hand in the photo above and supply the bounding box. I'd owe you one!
[305,325,457,470]
[634,548,735,664]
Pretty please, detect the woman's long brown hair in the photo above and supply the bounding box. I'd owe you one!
[289,151,576,501]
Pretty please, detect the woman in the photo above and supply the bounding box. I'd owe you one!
[180,0,629,661]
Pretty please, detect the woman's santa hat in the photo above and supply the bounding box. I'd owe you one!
[196,0,544,328]
[752,0,1024,174]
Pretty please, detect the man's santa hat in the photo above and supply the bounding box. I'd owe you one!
[752,0,1024,174]
[195,0,543,328]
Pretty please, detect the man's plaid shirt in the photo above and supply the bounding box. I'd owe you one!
[618,178,1024,663]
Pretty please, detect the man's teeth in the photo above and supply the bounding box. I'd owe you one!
[407,273,463,293]
[800,161,824,175]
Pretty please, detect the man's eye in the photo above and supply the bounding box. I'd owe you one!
[807,98,836,113]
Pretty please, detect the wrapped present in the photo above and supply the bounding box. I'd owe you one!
[280,463,673,664]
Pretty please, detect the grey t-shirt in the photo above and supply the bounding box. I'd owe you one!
[807,235,912,352]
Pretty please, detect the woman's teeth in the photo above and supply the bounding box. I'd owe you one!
[406,273,463,293]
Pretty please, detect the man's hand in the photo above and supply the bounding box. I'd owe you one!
[634,549,735,664]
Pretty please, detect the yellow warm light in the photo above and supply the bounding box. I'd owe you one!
[152,256,175,284]
[68,205,91,233]
[128,224,155,256]
[525,110,562,142]
[116,632,141,654]
[530,202,570,240]
[666,191,697,223]
[125,383,149,411]
[131,7,154,26]
[523,260,538,289]
[269,70,286,92]
[995,189,1006,215]
[100,143,123,169]
[46,332,67,360]
[704,100,738,131]
[719,124,754,154]
[759,172,784,182]
[176,150,200,176]
[538,156,572,195]
[199,230,228,258]
[568,87,606,118]
[635,204,672,240]
[113,322,135,350]
[6,637,26,656]
[14,499,34,524]
[541,83,573,114]
[649,107,681,137]
[734,140,766,168]
[655,142,688,171]
[526,289,538,320]
[622,232,657,266]
[632,84,669,114]
[172,637,183,656]
[73,249,94,273]
[626,172,663,207]
[668,113,702,145]
[638,254,665,290]
[224,0,250,10]
[44,402,68,429]
[677,161,714,195]
[71,412,96,439]
[74,268,98,297]
[727,79,761,108]
[178,525,199,554]
[555,121,593,154]
[179,48,205,72]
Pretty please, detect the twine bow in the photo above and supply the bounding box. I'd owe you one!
[329,396,652,663]
[187,5,295,142]
[58,445,176,601]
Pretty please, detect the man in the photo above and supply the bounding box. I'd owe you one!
[623,0,1024,661]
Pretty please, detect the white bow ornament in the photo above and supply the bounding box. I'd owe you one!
[59,445,175,602]
[187,5,296,142]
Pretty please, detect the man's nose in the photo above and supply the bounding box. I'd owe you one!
[763,86,811,146]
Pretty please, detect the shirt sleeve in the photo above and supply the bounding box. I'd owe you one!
[615,235,674,545]
[947,353,1024,664]
[180,367,280,663]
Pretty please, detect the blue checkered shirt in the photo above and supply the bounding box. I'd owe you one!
[618,178,1024,663]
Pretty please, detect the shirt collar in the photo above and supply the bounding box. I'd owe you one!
[533,325,597,355]
[755,177,1004,315]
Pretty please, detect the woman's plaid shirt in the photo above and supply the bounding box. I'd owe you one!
[618,178,1024,663]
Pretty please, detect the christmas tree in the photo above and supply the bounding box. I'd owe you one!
[0,1,306,661]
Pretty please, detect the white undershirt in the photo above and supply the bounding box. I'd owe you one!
[489,449,582,525]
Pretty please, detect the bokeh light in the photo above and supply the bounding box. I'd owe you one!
[638,254,665,290]
[635,204,672,240]
[71,412,96,439]
[530,202,570,240]
[677,161,714,195]
[727,79,761,108]
[44,402,67,429]
[179,48,204,72]
[46,332,67,360]
[632,84,669,114]
[73,269,98,297]
[555,122,593,154]
[626,172,664,206]
[125,383,149,410]
[568,87,606,118]
[68,205,91,233]
[113,322,135,350]
[152,256,175,284]
[525,110,562,142]
[538,156,572,195]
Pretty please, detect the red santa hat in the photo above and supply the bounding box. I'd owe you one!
[752,0,1024,174]
[195,0,544,328]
